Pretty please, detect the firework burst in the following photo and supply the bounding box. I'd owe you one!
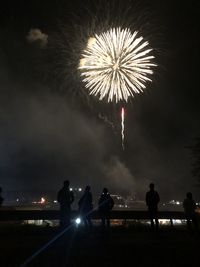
[79,27,156,103]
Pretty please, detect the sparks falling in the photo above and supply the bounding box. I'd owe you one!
[79,27,156,103]
[121,107,125,150]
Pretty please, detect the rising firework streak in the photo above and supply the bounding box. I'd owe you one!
[121,107,125,150]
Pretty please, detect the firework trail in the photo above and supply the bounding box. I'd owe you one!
[121,107,125,150]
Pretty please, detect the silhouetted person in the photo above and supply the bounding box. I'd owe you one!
[146,183,160,231]
[0,187,4,207]
[183,192,198,232]
[98,188,114,230]
[57,180,74,228]
[78,185,93,229]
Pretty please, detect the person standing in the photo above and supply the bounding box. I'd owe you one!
[183,192,198,231]
[78,185,93,229]
[98,188,114,230]
[146,183,160,231]
[0,187,4,207]
[57,180,74,228]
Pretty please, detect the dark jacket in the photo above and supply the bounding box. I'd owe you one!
[0,195,3,207]
[78,192,93,214]
[57,187,74,209]
[146,190,160,210]
[183,198,196,218]
[98,193,114,213]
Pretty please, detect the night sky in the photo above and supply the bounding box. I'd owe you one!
[0,0,200,200]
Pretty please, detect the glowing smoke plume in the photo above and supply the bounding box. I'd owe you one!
[79,27,156,103]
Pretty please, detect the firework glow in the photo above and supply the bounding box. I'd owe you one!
[79,27,156,103]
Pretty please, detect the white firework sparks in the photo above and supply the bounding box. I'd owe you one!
[78,27,156,103]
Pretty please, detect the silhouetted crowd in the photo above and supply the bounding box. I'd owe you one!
[0,182,199,233]
[56,180,199,232]
[57,180,114,230]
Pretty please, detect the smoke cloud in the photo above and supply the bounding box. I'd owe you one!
[103,156,135,195]
[26,29,48,48]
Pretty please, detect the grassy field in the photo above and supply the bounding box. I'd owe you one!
[0,222,199,267]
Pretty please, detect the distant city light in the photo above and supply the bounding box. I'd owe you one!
[53,200,58,203]
[32,197,46,205]
[41,197,46,204]
[69,187,82,192]
[159,219,170,225]
[172,219,182,224]
[169,200,182,205]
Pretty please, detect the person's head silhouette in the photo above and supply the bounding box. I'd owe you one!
[186,192,193,199]
[85,185,91,192]
[149,183,155,190]
[103,188,108,194]
[63,180,70,188]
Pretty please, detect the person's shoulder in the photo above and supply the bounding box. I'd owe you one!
[98,195,103,203]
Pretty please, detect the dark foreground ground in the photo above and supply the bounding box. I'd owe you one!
[0,222,200,267]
